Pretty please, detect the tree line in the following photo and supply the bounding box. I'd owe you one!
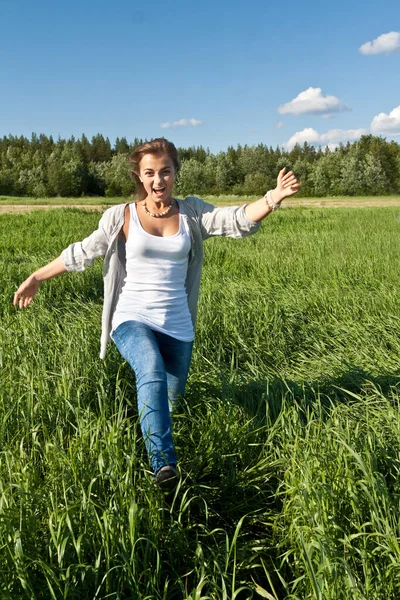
[0,132,399,198]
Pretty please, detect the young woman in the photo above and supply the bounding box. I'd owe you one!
[13,138,300,491]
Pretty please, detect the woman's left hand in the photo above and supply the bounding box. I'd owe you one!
[273,168,301,203]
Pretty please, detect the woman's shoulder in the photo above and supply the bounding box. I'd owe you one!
[181,195,205,205]
[100,202,130,224]
[177,196,207,216]
[103,202,129,215]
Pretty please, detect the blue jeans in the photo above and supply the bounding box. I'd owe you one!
[112,320,193,474]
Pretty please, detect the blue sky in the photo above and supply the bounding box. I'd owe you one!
[1,0,399,152]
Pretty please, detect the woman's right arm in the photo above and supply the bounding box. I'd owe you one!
[13,256,67,309]
[13,206,117,310]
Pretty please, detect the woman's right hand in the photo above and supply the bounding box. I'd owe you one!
[13,256,68,309]
[13,275,41,309]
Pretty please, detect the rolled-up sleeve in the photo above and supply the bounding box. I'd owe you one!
[199,199,261,240]
[61,214,109,272]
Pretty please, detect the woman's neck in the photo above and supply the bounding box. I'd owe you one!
[142,196,173,211]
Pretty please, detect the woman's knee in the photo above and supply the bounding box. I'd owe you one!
[135,369,167,391]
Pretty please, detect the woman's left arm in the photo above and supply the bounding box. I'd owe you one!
[245,168,301,222]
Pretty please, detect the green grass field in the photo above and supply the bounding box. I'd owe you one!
[1,206,400,598]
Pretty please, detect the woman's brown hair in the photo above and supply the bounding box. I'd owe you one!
[129,138,180,201]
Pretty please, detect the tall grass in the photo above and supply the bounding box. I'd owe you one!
[1,207,400,598]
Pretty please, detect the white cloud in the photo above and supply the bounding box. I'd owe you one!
[359,31,400,55]
[160,118,203,129]
[371,105,400,134]
[276,121,284,129]
[286,128,320,148]
[278,87,349,116]
[286,127,367,150]
[320,128,368,143]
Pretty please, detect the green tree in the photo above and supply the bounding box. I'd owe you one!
[91,134,112,162]
[176,158,207,196]
[363,152,387,195]
[102,154,135,197]
[214,154,240,193]
[0,132,398,198]
[16,165,48,197]
[47,146,87,196]
[309,151,342,196]
[76,134,92,164]
[203,155,218,194]
[309,159,330,196]
[240,172,267,196]
[275,156,293,175]
[340,153,364,196]
[87,162,106,196]
[0,169,14,195]
[293,158,312,196]
[114,137,130,155]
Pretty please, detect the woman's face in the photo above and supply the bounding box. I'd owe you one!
[139,153,176,203]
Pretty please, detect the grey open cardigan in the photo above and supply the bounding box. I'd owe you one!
[61,196,261,358]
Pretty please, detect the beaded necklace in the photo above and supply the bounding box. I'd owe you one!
[143,199,174,218]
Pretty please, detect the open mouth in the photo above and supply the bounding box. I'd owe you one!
[153,187,166,195]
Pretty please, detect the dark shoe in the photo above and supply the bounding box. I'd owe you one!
[155,465,178,492]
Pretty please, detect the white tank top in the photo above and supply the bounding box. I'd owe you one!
[111,203,194,342]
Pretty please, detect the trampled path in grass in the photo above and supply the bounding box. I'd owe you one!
[1,206,400,598]
[1,194,400,213]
